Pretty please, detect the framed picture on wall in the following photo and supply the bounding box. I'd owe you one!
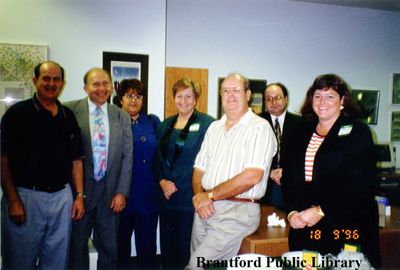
[217,77,267,118]
[0,43,47,117]
[103,51,149,113]
[351,89,380,125]
[392,73,400,104]
[391,111,400,141]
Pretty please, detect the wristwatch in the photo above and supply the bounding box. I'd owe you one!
[316,205,325,218]
[208,191,215,201]
[76,192,86,199]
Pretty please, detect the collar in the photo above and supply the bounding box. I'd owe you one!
[32,94,66,117]
[131,112,144,124]
[88,99,108,115]
[218,108,254,128]
[271,111,286,125]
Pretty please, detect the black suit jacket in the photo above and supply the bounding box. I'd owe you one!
[259,111,302,207]
[259,111,302,169]
[281,116,380,266]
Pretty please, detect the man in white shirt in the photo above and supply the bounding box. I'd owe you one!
[186,73,276,269]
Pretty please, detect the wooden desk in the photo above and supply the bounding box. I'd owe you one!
[239,205,289,257]
[378,171,400,183]
[380,206,400,268]
[239,204,400,268]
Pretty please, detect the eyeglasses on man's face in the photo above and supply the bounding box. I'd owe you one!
[124,93,143,101]
[220,87,245,96]
[265,95,284,103]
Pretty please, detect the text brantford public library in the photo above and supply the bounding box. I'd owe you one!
[197,256,363,269]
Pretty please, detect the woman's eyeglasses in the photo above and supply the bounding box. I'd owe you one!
[124,93,143,101]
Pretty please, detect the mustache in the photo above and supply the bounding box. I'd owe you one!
[45,86,58,91]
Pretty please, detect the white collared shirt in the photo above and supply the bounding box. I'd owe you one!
[88,99,110,154]
[272,110,286,133]
[194,109,277,199]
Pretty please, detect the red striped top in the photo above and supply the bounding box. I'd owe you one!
[304,132,325,182]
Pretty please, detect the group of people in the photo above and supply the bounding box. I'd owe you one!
[1,62,134,270]
[1,60,381,270]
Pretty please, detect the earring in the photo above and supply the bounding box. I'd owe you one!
[340,105,344,110]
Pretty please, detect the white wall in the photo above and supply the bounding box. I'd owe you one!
[0,0,167,118]
[166,0,400,165]
[1,0,400,160]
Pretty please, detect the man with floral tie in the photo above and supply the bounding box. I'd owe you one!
[65,67,133,269]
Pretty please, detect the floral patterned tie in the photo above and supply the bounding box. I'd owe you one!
[274,117,282,168]
[93,107,107,181]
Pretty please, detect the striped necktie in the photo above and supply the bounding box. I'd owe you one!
[93,107,107,181]
[274,117,282,168]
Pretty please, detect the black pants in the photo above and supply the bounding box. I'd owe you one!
[117,211,159,269]
[159,209,194,269]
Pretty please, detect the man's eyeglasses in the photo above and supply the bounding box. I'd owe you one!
[266,95,284,103]
[220,87,244,96]
[124,93,143,101]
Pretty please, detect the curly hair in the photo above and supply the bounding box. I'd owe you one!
[300,74,361,121]
[113,78,145,109]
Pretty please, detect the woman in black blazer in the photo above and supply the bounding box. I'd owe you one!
[282,74,380,267]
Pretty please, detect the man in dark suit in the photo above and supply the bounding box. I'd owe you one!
[259,82,302,209]
[65,67,133,269]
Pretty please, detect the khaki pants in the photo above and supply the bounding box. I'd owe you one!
[186,200,260,270]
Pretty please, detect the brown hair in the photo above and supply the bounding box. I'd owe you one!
[300,74,361,120]
[113,78,145,110]
[172,78,201,99]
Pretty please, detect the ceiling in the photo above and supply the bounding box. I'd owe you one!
[292,0,400,12]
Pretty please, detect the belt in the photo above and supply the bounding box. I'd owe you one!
[225,197,260,203]
[17,183,67,193]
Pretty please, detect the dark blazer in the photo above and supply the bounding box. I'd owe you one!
[259,111,302,207]
[65,98,133,210]
[281,115,380,267]
[153,111,214,211]
[259,111,302,169]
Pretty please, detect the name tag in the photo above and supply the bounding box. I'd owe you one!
[338,125,352,136]
[189,123,200,132]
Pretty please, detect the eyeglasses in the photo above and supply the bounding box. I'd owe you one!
[124,93,143,101]
[220,87,244,96]
[266,95,284,103]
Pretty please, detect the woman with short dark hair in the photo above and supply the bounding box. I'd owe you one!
[114,78,160,269]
